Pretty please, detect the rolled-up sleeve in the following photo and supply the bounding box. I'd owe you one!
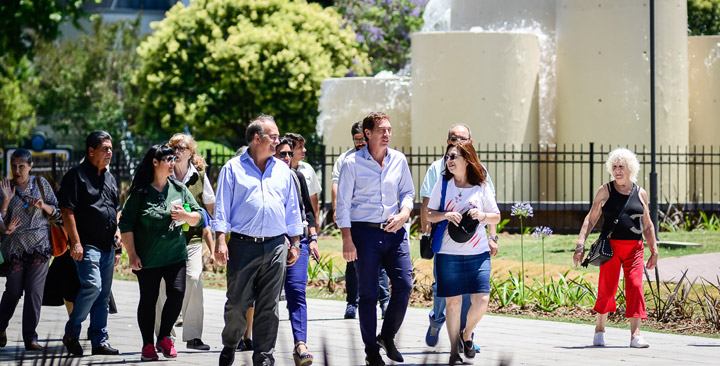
[211,164,233,233]
[284,173,304,237]
[331,153,344,184]
[202,173,216,205]
[336,157,355,228]
[398,158,415,211]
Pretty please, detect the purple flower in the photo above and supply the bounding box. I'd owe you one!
[510,202,533,218]
[532,226,553,239]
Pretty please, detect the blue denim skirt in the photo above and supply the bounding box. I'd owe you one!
[435,252,491,297]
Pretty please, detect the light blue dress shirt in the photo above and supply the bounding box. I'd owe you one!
[420,158,495,198]
[212,152,303,237]
[336,147,415,228]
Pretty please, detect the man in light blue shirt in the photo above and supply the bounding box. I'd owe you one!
[420,123,499,351]
[336,112,414,366]
[213,115,303,366]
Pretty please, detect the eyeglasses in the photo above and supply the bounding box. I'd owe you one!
[161,155,178,163]
[173,145,188,152]
[278,151,294,158]
[449,137,469,143]
[353,138,366,144]
[445,154,461,161]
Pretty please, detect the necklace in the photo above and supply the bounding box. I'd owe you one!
[458,187,464,197]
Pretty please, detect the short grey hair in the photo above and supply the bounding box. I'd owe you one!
[605,148,640,183]
[245,114,275,144]
[447,123,472,139]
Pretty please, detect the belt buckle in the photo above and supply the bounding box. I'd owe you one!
[379,223,388,230]
[254,236,264,243]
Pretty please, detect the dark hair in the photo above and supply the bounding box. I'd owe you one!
[129,144,176,194]
[277,138,295,152]
[284,132,306,145]
[86,131,112,155]
[351,121,363,136]
[10,149,32,165]
[245,114,275,143]
[362,112,390,140]
[442,141,487,186]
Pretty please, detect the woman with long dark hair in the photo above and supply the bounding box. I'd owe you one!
[0,149,59,351]
[426,141,501,365]
[119,144,203,361]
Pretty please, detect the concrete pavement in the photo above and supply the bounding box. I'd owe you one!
[0,277,718,365]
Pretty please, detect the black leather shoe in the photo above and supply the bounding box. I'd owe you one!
[187,338,211,350]
[0,330,6,347]
[92,343,119,355]
[236,338,253,351]
[63,335,83,356]
[460,329,476,359]
[25,341,43,351]
[365,348,385,366]
[376,334,403,363]
[219,346,235,366]
[449,352,464,365]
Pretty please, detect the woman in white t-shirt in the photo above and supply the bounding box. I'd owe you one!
[426,141,501,365]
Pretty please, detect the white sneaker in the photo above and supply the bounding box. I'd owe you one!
[593,332,605,346]
[630,336,649,348]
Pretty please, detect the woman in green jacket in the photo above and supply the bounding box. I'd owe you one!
[119,144,202,361]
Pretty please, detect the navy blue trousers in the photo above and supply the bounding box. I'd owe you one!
[284,238,309,344]
[345,261,390,307]
[350,224,412,353]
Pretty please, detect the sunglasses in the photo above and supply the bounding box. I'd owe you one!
[449,137,469,143]
[445,154,462,161]
[160,155,178,163]
[278,151,294,158]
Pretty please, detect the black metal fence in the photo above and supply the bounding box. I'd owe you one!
[6,143,720,232]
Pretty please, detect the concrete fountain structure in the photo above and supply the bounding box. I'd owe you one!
[317,0,720,205]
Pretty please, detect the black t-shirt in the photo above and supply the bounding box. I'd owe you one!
[601,182,644,240]
[59,159,121,252]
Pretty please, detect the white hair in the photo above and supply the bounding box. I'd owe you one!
[605,148,640,183]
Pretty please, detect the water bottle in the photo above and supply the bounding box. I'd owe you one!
[182,204,191,231]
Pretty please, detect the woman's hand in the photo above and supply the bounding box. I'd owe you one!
[309,240,320,261]
[468,208,485,221]
[0,178,15,200]
[488,237,498,257]
[573,246,585,267]
[128,253,143,271]
[31,197,44,210]
[4,217,21,234]
[445,212,462,226]
[171,205,189,221]
[646,252,658,270]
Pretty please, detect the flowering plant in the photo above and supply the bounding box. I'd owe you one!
[511,202,534,218]
[533,226,553,282]
[335,0,428,74]
[511,202,533,304]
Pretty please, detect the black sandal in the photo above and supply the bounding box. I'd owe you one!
[293,341,313,366]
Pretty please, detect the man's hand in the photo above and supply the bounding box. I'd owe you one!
[128,253,142,271]
[114,253,122,267]
[341,227,357,262]
[287,245,300,266]
[70,242,84,261]
[384,211,409,233]
[215,241,229,266]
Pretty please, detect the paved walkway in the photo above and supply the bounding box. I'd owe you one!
[1,278,719,365]
[655,253,720,283]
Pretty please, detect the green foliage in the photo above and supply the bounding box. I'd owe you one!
[688,0,720,35]
[0,0,89,62]
[135,0,371,143]
[335,0,427,74]
[490,271,597,311]
[0,57,36,146]
[30,17,143,137]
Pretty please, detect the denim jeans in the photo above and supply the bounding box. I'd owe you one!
[64,246,115,348]
[429,256,472,330]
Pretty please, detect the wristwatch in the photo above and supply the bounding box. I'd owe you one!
[290,242,301,249]
[309,234,318,242]
[488,235,499,242]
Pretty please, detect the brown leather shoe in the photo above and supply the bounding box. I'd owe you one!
[25,341,43,351]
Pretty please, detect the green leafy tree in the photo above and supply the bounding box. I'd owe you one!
[135,0,370,142]
[30,17,143,138]
[0,58,36,146]
[688,0,720,35]
[335,0,427,74]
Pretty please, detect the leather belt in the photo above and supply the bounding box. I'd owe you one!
[233,234,283,243]
[353,222,389,230]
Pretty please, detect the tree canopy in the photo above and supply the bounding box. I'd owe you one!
[135,0,371,143]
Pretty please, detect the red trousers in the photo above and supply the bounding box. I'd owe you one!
[594,239,647,319]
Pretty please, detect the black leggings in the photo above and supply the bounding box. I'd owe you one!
[135,260,186,346]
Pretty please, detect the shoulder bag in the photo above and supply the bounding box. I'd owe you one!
[420,176,449,259]
[582,183,637,268]
[37,177,68,257]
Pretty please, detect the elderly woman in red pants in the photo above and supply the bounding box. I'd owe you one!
[574,147,658,348]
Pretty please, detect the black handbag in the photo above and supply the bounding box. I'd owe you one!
[420,177,449,260]
[582,183,637,268]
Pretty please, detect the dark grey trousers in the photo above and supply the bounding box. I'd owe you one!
[0,257,49,344]
[222,235,287,366]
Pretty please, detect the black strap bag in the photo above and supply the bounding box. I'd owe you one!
[582,183,637,268]
[420,177,449,260]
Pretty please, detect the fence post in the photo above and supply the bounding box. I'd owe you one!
[51,153,57,184]
[206,149,213,179]
[589,142,594,206]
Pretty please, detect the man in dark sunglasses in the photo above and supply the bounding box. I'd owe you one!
[418,123,497,351]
